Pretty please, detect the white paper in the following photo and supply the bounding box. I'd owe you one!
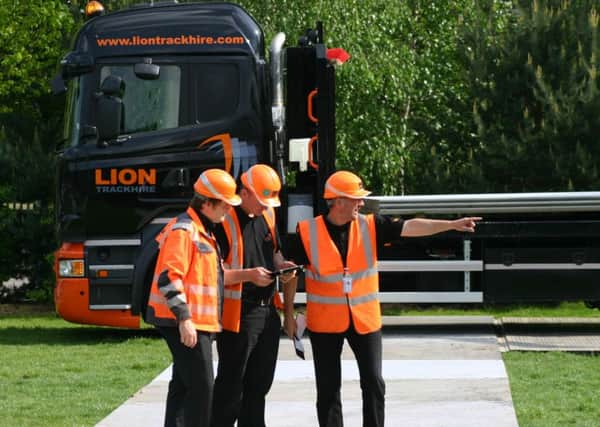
[293,313,307,359]
[296,313,306,336]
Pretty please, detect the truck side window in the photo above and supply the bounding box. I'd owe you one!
[193,63,239,123]
[64,77,86,147]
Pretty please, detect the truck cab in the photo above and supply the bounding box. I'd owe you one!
[53,2,337,327]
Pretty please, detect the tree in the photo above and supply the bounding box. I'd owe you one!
[236,0,481,195]
[464,0,600,192]
[0,1,76,115]
[0,0,76,301]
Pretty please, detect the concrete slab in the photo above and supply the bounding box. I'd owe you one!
[499,316,600,351]
[382,315,495,327]
[97,327,518,427]
[501,317,600,325]
[504,332,600,351]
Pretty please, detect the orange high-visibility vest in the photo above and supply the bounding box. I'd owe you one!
[221,207,283,332]
[146,207,221,332]
[297,214,381,334]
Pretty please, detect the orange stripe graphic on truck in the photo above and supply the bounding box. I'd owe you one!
[198,133,233,173]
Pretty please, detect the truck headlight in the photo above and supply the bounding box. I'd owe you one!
[58,260,85,277]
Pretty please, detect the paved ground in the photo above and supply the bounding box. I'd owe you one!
[97,316,519,427]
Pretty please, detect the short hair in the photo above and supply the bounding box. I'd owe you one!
[189,194,221,210]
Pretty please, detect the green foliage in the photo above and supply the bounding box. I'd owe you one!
[234,0,480,195]
[0,0,76,115]
[0,1,74,302]
[0,117,60,302]
[464,0,600,192]
[0,125,57,301]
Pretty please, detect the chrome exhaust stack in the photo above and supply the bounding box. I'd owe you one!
[269,32,286,183]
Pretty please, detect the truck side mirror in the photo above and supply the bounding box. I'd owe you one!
[96,75,125,144]
[51,52,94,95]
[60,51,95,79]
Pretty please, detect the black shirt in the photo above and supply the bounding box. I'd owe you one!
[214,205,283,300]
[287,214,404,268]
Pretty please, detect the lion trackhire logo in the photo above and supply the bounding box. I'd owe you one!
[94,168,157,193]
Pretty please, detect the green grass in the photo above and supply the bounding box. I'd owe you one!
[0,308,170,427]
[383,301,600,318]
[504,352,600,427]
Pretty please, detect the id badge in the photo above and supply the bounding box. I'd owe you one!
[343,269,352,294]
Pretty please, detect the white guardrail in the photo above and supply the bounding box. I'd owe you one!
[364,191,600,215]
[293,192,600,304]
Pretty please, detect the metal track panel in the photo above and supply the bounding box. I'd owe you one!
[378,292,483,303]
[486,263,600,270]
[292,291,483,304]
[378,260,483,272]
[85,239,141,246]
[90,304,132,310]
[365,191,600,215]
[89,264,135,271]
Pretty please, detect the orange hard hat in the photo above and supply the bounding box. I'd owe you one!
[323,171,372,199]
[241,164,281,207]
[194,169,241,206]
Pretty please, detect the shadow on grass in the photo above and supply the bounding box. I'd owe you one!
[0,326,161,346]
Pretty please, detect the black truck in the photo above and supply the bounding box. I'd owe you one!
[52,1,336,327]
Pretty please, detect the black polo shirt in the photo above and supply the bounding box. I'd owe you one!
[287,214,404,267]
[214,205,283,301]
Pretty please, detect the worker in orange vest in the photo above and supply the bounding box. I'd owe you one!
[211,164,299,427]
[146,168,250,427]
[289,171,481,427]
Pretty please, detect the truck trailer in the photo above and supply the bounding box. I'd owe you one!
[52,1,600,328]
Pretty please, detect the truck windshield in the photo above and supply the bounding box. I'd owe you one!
[63,60,243,146]
[100,65,181,134]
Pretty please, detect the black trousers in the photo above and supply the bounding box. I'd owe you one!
[157,326,214,427]
[211,303,281,427]
[309,327,385,427]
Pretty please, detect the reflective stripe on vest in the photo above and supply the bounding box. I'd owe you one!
[223,213,241,270]
[188,285,218,296]
[306,292,379,306]
[189,303,218,316]
[223,288,242,299]
[148,291,187,309]
[159,282,187,297]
